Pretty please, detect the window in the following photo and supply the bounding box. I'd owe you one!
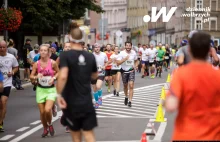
[195,18,202,30]
[196,0,203,9]
[209,17,217,31]
[211,0,217,11]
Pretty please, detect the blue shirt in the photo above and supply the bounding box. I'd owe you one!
[33,54,40,62]
[0,72,3,82]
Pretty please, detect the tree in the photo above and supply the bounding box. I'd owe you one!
[9,0,104,34]
[6,0,104,56]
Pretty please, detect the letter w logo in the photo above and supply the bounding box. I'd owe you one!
[143,7,177,23]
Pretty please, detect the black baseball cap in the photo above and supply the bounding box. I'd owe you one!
[26,38,32,42]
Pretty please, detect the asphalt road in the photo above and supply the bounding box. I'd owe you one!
[0,68,174,142]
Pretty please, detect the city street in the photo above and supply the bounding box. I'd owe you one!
[0,70,175,142]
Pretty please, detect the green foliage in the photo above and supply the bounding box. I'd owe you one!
[8,0,104,34]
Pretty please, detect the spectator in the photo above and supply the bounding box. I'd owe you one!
[23,38,33,82]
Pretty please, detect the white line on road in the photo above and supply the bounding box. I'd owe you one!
[30,120,41,125]
[0,135,15,141]
[9,84,165,142]
[153,118,167,141]
[16,127,30,132]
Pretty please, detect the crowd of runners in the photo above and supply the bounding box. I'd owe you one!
[0,21,220,141]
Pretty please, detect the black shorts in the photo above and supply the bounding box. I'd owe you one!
[0,87,11,97]
[24,62,30,68]
[62,110,97,131]
[156,61,163,67]
[111,70,120,75]
[91,76,105,85]
[149,61,156,66]
[105,69,111,76]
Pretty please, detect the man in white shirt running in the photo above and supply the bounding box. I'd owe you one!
[91,43,108,109]
[0,40,18,132]
[117,42,138,107]
[148,44,157,78]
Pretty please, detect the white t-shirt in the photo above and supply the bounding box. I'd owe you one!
[148,48,157,63]
[27,50,38,70]
[93,52,108,76]
[0,53,19,87]
[139,48,149,61]
[110,54,121,70]
[117,50,137,71]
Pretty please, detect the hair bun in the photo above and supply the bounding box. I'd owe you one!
[69,21,79,30]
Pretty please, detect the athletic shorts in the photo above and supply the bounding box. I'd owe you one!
[121,70,135,84]
[105,69,111,76]
[36,86,57,103]
[0,87,11,97]
[156,61,163,67]
[141,60,149,66]
[62,109,97,131]
[111,70,120,75]
[91,76,105,85]
[149,61,156,66]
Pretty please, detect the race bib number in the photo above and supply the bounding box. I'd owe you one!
[97,65,103,72]
[156,57,160,61]
[112,64,121,69]
[38,76,52,87]
[165,56,169,59]
[125,60,134,66]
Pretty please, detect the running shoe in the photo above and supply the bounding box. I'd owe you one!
[48,125,55,136]
[41,128,49,137]
[116,92,119,97]
[124,97,128,105]
[94,102,99,109]
[98,97,102,105]
[113,89,116,96]
[128,101,132,107]
[107,88,110,93]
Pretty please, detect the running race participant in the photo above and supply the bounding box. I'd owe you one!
[104,44,114,93]
[148,44,157,79]
[56,42,72,133]
[109,46,121,96]
[30,44,59,137]
[92,43,108,109]
[156,43,165,78]
[0,40,18,132]
[139,44,149,78]
[57,23,98,142]
[116,41,138,107]
[164,45,171,71]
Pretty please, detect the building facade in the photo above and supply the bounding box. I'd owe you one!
[127,0,148,46]
[90,0,128,46]
[148,0,220,47]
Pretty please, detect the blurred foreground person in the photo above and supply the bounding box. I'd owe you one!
[165,31,220,140]
[57,22,98,142]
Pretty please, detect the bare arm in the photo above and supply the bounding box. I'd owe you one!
[30,63,38,81]
[52,60,59,79]
[116,55,129,66]
[56,57,60,66]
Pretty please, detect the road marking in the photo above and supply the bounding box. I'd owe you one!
[0,135,15,141]
[96,111,130,117]
[99,106,155,115]
[9,84,165,142]
[30,120,41,125]
[16,127,30,132]
[153,118,167,141]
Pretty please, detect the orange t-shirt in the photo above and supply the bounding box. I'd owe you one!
[105,51,114,70]
[168,62,220,140]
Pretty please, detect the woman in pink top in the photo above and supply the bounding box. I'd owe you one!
[30,44,59,138]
